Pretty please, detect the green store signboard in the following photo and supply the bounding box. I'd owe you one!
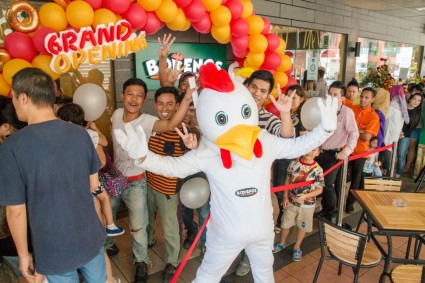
[135,42,227,90]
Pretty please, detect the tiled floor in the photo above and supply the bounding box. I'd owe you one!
[108,175,424,283]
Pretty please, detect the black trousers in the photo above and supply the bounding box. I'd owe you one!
[316,150,342,214]
[346,158,366,205]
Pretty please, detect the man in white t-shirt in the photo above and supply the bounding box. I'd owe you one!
[105,76,193,283]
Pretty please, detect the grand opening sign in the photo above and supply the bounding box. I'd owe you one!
[45,20,147,74]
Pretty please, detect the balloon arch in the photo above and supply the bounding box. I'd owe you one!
[0,0,296,109]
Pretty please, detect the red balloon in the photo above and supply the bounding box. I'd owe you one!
[4,32,37,62]
[222,0,229,4]
[230,18,248,37]
[234,56,244,67]
[261,17,271,34]
[192,16,212,34]
[287,76,297,87]
[231,35,249,51]
[225,0,243,19]
[84,0,103,10]
[233,48,248,58]
[265,102,280,117]
[183,0,206,22]
[103,0,130,15]
[285,64,294,76]
[265,33,280,52]
[261,51,281,70]
[175,0,192,8]
[143,12,163,35]
[32,27,56,55]
[122,3,147,30]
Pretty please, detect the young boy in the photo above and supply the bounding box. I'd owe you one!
[363,136,382,177]
[273,147,324,262]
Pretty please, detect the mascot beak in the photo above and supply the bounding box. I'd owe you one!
[215,125,261,160]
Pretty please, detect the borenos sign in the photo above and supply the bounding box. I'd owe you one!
[135,42,226,90]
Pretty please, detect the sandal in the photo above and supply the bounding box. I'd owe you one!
[272,243,285,253]
[292,249,302,261]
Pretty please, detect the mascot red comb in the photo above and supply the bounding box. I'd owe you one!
[115,63,337,282]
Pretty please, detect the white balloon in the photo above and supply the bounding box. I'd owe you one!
[300,97,324,131]
[180,177,210,209]
[73,83,107,122]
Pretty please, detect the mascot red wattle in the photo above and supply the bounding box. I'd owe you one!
[114,63,337,282]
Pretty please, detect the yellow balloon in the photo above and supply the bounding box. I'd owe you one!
[181,18,191,31]
[246,15,264,35]
[3,59,33,86]
[202,0,221,12]
[166,8,186,30]
[39,3,68,32]
[137,0,162,12]
[66,1,94,28]
[92,8,117,28]
[277,54,292,72]
[275,38,287,54]
[246,51,265,67]
[32,55,60,81]
[155,0,178,23]
[0,74,11,96]
[211,25,231,44]
[274,71,288,87]
[249,34,267,53]
[241,0,253,19]
[210,5,231,27]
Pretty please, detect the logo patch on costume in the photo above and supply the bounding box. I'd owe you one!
[235,187,258,197]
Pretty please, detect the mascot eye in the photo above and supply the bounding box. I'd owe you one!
[215,111,228,125]
[241,104,251,119]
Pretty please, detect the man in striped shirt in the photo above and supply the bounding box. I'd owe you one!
[146,86,186,282]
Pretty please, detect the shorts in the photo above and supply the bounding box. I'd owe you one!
[409,128,421,140]
[281,203,315,232]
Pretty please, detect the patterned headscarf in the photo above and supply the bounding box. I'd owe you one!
[372,88,390,117]
[389,85,409,124]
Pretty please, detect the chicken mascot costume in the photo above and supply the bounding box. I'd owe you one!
[115,63,337,282]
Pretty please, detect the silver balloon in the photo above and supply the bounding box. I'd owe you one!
[73,83,107,122]
[300,96,324,131]
[180,177,210,209]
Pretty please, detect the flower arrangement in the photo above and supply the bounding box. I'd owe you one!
[361,58,395,90]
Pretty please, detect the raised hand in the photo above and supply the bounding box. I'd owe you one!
[165,59,185,85]
[318,95,338,132]
[176,123,198,149]
[269,83,294,114]
[158,33,176,59]
[114,124,148,160]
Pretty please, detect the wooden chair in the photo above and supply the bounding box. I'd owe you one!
[355,177,402,232]
[314,217,382,283]
[390,264,425,283]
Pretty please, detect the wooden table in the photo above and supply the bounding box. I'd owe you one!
[352,190,425,283]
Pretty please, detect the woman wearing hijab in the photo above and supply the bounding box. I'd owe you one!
[372,88,390,147]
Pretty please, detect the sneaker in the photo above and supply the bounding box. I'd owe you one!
[106,226,125,237]
[272,243,285,253]
[235,255,250,276]
[183,228,198,249]
[106,244,119,257]
[292,249,302,261]
[345,203,354,214]
[135,262,148,283]
[162,263,176,283]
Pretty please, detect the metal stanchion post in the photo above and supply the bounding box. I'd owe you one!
[389,141,397,177]
[337,157,349,226]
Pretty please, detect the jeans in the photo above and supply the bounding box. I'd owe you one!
[45,247,106,283]
[397,137,411,175]
[147,185,181,266]
[272,159,292,226]
[182,200,210,247]
[105,179,149,263]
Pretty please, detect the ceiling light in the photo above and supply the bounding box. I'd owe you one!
[416,7,425,11]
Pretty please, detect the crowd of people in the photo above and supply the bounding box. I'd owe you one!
[0,33,423,283]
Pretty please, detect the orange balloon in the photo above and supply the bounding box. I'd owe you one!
[277,54,292,72]
[275,38,287,54]
[274,71,288,87]
[211,24,231,44]
[3,59,33,86]
[246,51,265,67]
[241,0,254,19]
[155,0,178,23]
[181,18,191,31]
[249,34,267,53]
[0,74,11,96]
[210,5,231,27]
[39,3,68,32]
[92,8,117,28]
[32,55,60,80]
[137,0,162,12]
[0,49,11,71]
[202,0,221,12]
[165,8,186,30]
[66,1,94,28]
[246,15,264,35]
